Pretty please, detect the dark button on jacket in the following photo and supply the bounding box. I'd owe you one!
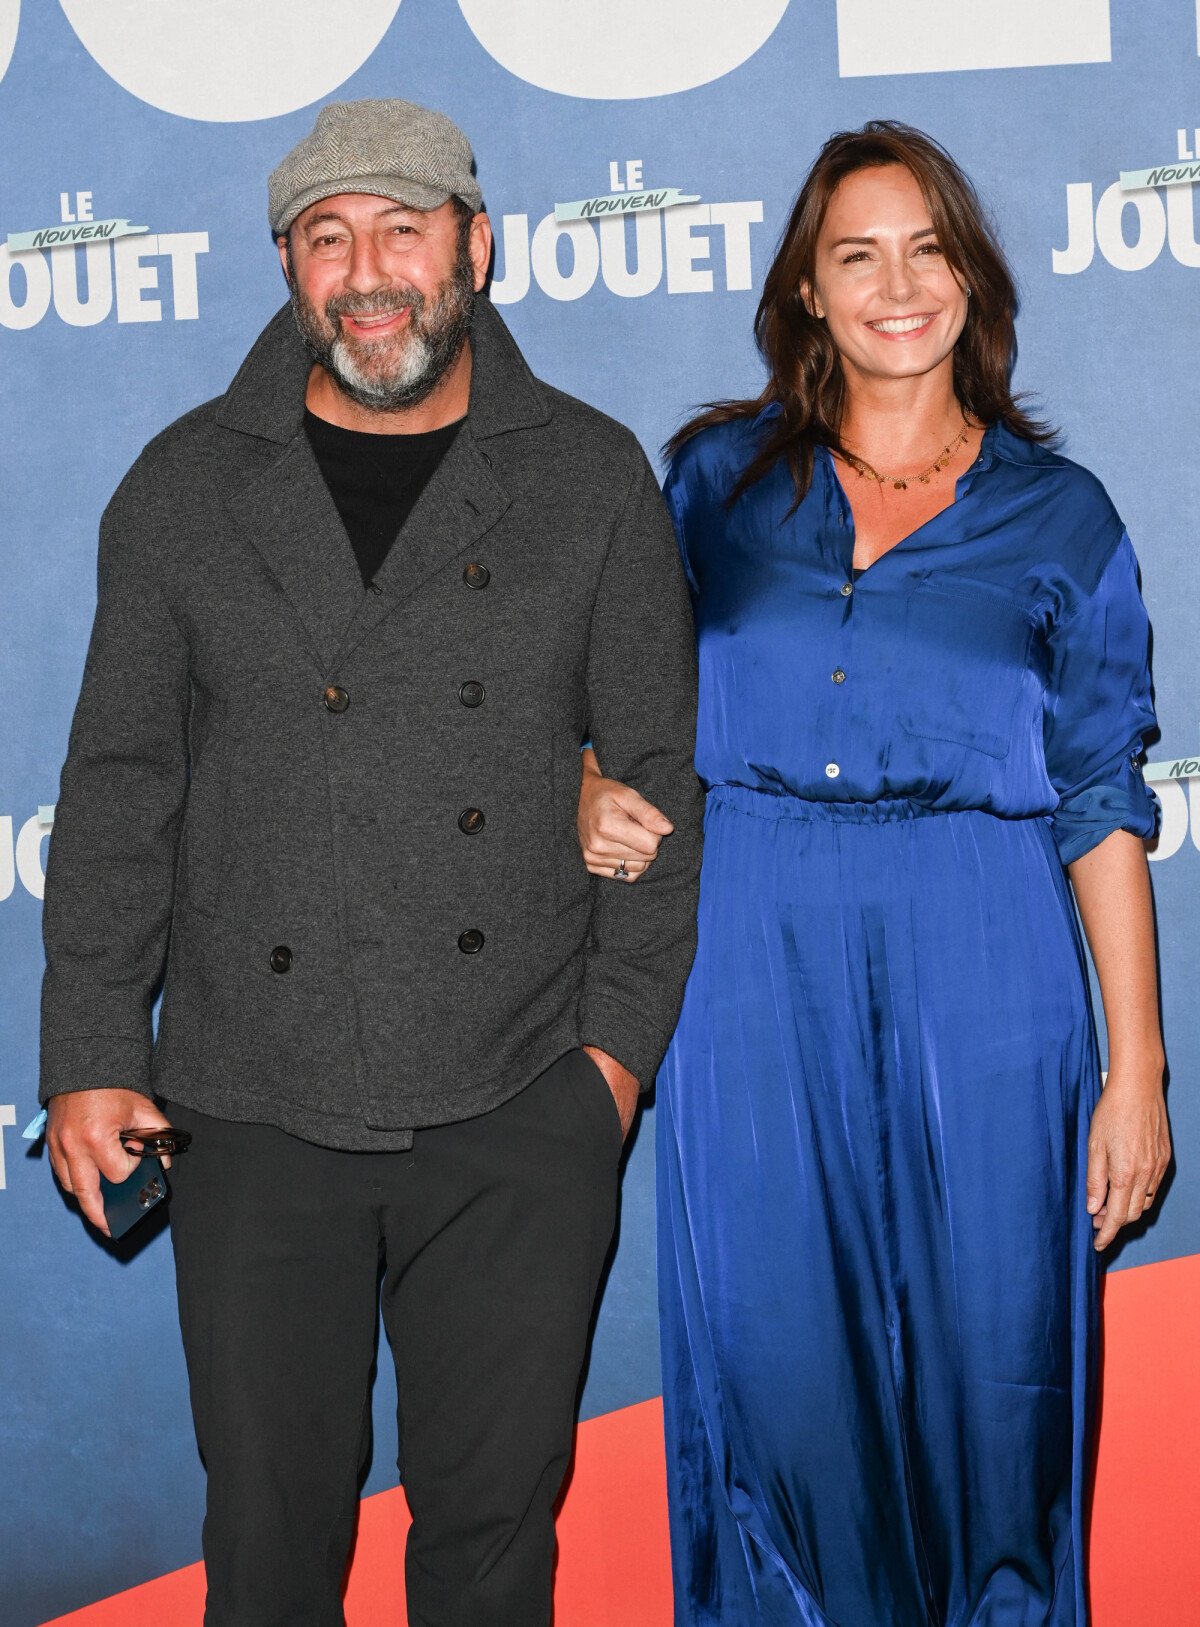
[458,680,485,708]
[463,563,490,589]
[269,945,292,973]
[457,929,485,955]
[323,685,349,713]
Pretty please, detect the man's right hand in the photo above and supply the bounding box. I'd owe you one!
[47,1090,174,1237]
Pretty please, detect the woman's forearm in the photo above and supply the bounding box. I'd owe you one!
[1068,829,1164,1079]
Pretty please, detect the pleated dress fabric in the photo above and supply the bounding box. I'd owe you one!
[656,414,1158,1627]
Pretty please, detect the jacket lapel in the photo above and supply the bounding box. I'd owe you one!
[212,299,551,672]
[230,432,364,674]
[329,299,549,663]
[334,428,510,663]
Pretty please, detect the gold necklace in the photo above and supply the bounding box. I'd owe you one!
[844,418,971,492]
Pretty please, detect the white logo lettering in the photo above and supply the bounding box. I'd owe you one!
[1146,776,1200,862]
[0,1106,16,1191]
[1053,180,1200,274]
[0,0,16,87]
[0,812,51,901]
[837,0,1110,77]
[57,0,402,122]
[1141,752,1200,863]
[0,230,209,328]
[491,202,763,305]
[456,0,791,99]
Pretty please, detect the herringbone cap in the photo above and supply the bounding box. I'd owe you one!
[269,98,482,234]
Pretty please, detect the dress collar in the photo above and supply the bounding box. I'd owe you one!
[750,401,1045,472]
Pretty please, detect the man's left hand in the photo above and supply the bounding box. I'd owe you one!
[582,1046,640,1143]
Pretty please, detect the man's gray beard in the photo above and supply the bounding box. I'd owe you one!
[290,250,475,413]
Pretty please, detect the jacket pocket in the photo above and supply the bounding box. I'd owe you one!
[898,579,1034,761]
[573,1048,625,1154]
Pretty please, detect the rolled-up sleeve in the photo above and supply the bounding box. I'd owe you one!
[1043,532,1158,865]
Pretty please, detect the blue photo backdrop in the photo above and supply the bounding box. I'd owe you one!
[2,4,1197,1620]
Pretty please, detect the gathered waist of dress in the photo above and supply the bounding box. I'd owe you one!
[707,783,980,825]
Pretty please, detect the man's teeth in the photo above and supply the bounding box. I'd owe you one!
[870,315,932,333]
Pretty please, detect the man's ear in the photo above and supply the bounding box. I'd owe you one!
[468,212,494,294]
[277,234,292,287]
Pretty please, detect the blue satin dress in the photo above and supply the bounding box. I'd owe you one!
[656,414,1157,1626]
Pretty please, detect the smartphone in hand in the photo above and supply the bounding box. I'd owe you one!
[98,1160,169,1239]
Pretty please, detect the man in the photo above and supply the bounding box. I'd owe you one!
[40,98,701,1626]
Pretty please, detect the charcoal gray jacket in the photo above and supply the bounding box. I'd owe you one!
[40,298,702,1149]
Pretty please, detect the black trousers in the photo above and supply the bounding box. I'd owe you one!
[165,1049,622,1627]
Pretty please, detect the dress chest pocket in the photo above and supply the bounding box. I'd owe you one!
[897,580,1034,761]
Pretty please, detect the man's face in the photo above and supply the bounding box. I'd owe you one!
[280,194,492,412]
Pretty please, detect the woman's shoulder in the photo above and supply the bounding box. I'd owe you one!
[668,406,774,484]
[989,422,1117,513]
[987,423,1126,591]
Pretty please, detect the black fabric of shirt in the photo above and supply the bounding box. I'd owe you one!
[304,409,464,588]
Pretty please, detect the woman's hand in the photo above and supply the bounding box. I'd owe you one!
[1086,1069,1171,1251]
[578,747,674,881]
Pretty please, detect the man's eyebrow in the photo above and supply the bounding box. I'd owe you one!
[301,204,422,231]
[830,226,938,248]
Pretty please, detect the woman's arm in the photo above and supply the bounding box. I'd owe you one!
[1069,829,1171,1250]
[578,746,674,880]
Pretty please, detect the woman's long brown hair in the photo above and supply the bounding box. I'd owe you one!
[666,120,1054,509]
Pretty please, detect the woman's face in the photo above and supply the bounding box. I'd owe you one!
[808,164,969,390]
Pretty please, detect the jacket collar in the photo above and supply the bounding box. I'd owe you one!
[214,293,552,445]
[216,296,535,677]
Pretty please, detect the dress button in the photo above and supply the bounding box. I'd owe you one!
[269,945,292,974]
[458,807,485,834]
[323,685,350,713]
[832,668,846,685]
[825,763,840,779]
[840,582,854,597]
[458,680,485,708]
[458,929,485,954]
[463,563,490,590]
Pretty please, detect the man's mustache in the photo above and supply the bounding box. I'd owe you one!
[326,287,424,324]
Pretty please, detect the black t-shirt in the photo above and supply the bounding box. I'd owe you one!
[304,409,464,588]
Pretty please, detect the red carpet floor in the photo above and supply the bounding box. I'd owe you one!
[43,1252,1200,1625]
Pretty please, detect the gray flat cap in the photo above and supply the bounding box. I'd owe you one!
[269,98,482,235]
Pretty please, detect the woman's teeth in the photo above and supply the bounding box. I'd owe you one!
[869,315,933,333]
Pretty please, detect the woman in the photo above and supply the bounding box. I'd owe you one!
[578,123,1170,1625]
